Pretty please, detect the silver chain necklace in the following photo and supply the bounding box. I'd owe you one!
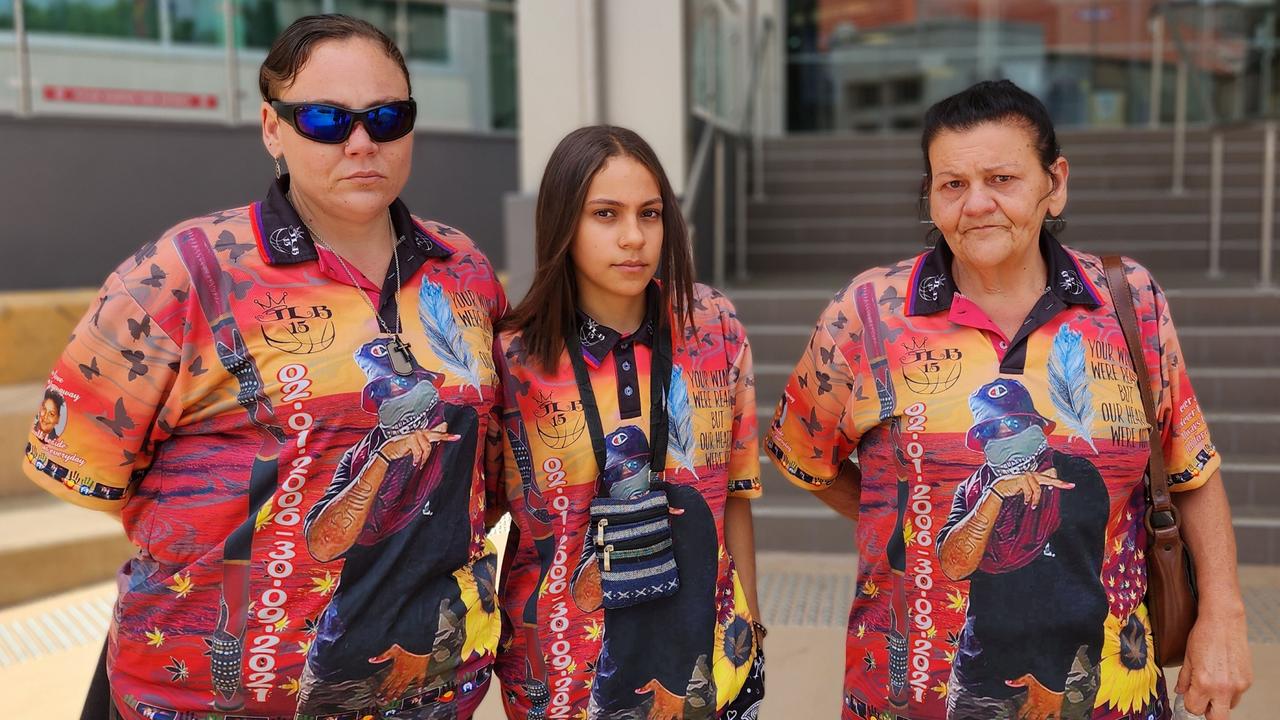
[295,200,416,377]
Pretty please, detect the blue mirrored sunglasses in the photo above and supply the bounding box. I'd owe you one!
[972,415,1038,443]
[270,99,417,144]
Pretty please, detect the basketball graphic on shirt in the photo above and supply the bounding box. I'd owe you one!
[254,292,337,355]
[533,390,585,449]
[899,338,963,395]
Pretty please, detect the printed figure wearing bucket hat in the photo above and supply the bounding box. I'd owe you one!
[298,335,491,713]
[938,377,1111,719]
[964,378,1057,454]
[601,425,657,500]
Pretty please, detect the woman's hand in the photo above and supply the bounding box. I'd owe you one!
[991,468,1075,509]
[378,423,459,466]
[1175,604,1253,719]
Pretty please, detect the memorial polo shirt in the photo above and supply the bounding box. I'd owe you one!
[23,177,506,719]
[767,233,1218,720]
[491,283,763,719]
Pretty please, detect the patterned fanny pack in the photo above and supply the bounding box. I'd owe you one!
[588,489,680,609]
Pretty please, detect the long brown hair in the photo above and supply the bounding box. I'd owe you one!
[499,125,695,373]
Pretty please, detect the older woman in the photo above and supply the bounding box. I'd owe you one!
[22,15,503,720]
[767,80,1252,720]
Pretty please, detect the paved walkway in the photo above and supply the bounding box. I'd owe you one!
[2,554,1275,718]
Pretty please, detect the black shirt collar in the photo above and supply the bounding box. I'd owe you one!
[252,175,453,266]
[906,229,1103,316]
[574,282,660,365]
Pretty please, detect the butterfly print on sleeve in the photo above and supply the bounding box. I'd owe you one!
[96,398,136,438]
[121,349,149,381]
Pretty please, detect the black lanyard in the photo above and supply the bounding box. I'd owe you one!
[564,309,673,491]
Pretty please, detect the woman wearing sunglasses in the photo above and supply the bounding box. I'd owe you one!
[489,126,766,719]
[23,15,504,720]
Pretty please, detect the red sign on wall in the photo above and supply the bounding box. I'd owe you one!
[42,85,219,109]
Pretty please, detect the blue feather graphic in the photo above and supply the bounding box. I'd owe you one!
[417,281,482,391]
[1048,324,1098,453]
[666,365,699,478]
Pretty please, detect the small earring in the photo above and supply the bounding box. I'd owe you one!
[1045,212,1067,234]
[274,156,283,179]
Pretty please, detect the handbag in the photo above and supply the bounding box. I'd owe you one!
[565,297,681,611]
[1103,255,1199,667]
[589,489,681,608]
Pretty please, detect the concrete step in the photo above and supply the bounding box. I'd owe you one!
[762,148,1274,175]
[749,357,1278,417]
[0,290,92,385]
[727,285,1280,329]
[744,321,1280,372]
[746,212,1280,239]
[1234,507,1280,565]
[0,496,133,608]
[763,163,1277,195]
[1186,369,1280,414]
[0,383,43,500]
[1202,412,1280,457]
[764,138,1264,159]
[1224,457,1280,507]
[750,190,1276,220]
[744,241,1271,277]
[1164,288,1280,325]
[763,128,1228,152]
[754,501,858,554]
[1177,328,1280,367]
[764,127,1262,152]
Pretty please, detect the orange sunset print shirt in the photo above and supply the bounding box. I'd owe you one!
[768,233,1218,720]
[23,178,506,720]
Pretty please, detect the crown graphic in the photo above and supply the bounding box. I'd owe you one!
[902,336,928,354]
[253,292,289,312]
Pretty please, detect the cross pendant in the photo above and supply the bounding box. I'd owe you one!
[389,335,415,376]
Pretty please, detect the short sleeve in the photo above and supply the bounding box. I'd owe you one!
[766,299,866,491]
[23,271,181,511]
[1131,264,1221,492]
[725,315,761,499]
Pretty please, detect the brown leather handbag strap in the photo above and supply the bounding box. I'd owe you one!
[1102,256,1177,528]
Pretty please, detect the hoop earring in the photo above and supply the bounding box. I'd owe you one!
[274,156,283,179]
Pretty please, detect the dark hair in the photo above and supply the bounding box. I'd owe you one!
[43,388,64,412]
[499,125,696,373]
[259,14,410,100]
[920,79,1060,182]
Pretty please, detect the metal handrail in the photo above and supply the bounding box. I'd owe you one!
[682,16,774,287]
[1204,118,1278,287]
[1158,1,1223,195]
[1262,121,1275,287]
